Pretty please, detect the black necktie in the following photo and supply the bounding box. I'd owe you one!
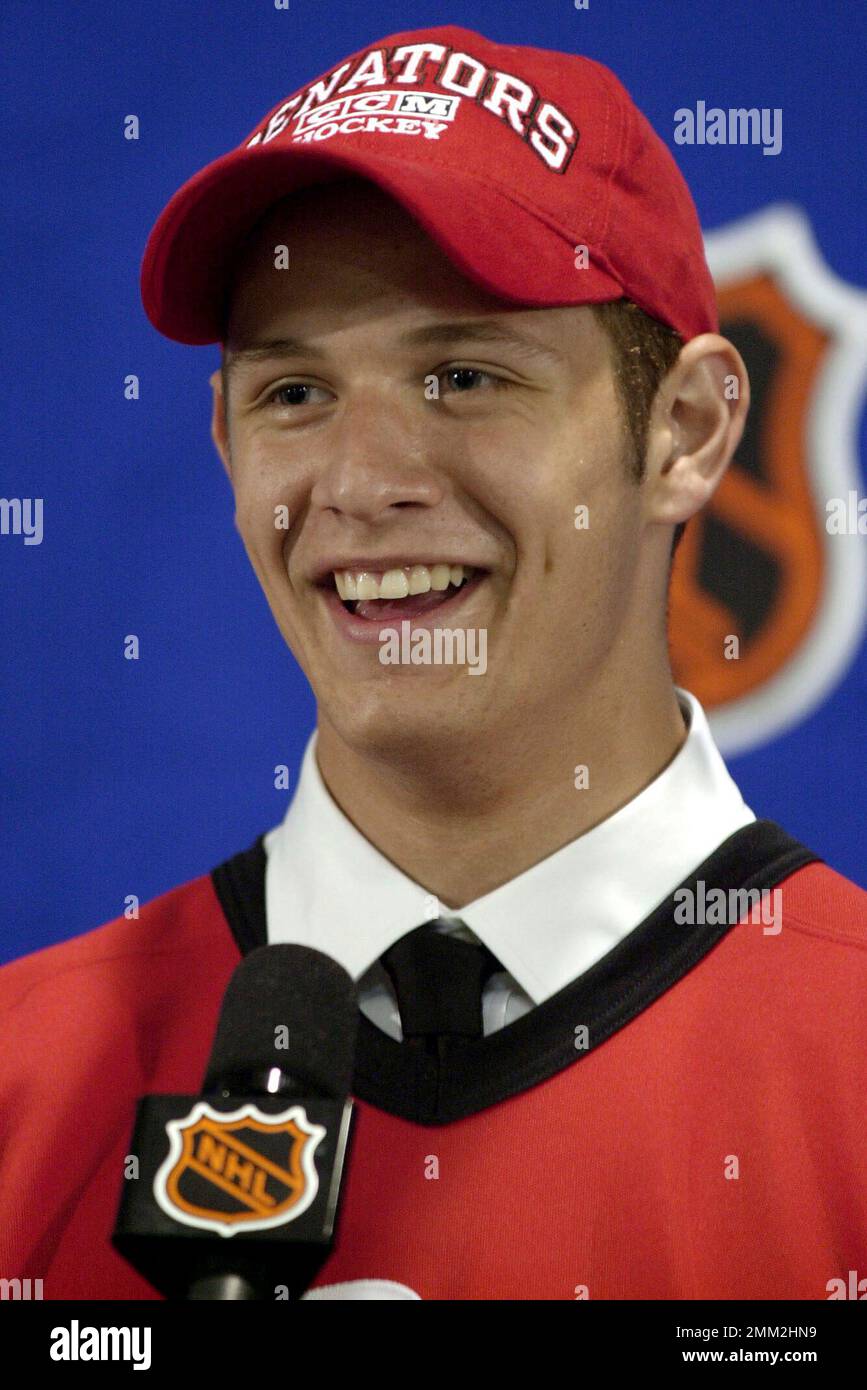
[381,921,501,1044]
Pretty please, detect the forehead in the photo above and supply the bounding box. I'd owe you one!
[222,177,603,361]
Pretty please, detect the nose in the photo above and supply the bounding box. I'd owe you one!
[309,389,445,523]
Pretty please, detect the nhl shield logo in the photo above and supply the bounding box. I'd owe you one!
[153,1101,326,1237]
[669,205,867,755]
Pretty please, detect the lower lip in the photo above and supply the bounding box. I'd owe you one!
[318,572,487,645]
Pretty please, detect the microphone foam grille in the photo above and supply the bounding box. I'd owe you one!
[203,944,358,1097]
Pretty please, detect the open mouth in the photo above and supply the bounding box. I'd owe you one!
[321,564,486,622]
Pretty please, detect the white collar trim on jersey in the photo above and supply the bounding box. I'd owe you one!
[263,688,755,1005]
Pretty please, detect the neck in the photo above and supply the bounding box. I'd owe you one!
[314,668,687,910]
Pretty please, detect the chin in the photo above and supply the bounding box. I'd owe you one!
[325,679,484,762]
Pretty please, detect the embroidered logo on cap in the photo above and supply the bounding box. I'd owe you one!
[245,39,579,172]
[292,88,460,145]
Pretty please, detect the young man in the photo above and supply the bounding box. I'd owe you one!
[2,25,865,1301]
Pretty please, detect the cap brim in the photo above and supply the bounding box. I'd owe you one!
[141,142,624,344]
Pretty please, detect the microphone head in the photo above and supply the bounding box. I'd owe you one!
[202,944,358,1098]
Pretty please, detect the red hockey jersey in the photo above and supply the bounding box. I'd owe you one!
[1,820,865,1300]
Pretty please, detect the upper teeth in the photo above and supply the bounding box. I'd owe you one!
[334,564,474,601]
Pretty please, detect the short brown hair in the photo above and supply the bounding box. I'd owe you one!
[590,299,687,559]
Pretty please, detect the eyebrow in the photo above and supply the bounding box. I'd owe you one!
[223,319,567,375]
[398,320,567,368]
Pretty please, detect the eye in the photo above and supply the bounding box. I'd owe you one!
[262,382,331,409]
[439,366,505,395]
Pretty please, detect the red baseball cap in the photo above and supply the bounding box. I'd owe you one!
[140,24,718,345]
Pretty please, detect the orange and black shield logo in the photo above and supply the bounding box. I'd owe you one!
[669,206,867,753]
[153,1101,326,1237]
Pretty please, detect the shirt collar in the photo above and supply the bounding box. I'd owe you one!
[264,688,755,1002]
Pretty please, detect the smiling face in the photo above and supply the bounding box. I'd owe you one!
[211,178,669,769]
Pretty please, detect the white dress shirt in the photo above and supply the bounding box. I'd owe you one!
[263,688,755,1040]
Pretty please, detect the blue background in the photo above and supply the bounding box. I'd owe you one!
[2,0,864,962]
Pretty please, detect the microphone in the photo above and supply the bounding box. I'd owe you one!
[112,945,358,1300]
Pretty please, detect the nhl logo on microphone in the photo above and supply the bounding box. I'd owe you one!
[153,1100,326,1237]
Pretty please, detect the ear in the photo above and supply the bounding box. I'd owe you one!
[209,367,232,482]
[642,333,750,529]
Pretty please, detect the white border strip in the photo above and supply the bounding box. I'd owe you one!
[704,204,867,756]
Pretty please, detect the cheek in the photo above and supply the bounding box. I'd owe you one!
[232,451,307,570]
[535,423,640,608]
[231,470,309,648]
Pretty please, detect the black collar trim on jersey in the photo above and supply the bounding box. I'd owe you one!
[211,820,819,1126]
